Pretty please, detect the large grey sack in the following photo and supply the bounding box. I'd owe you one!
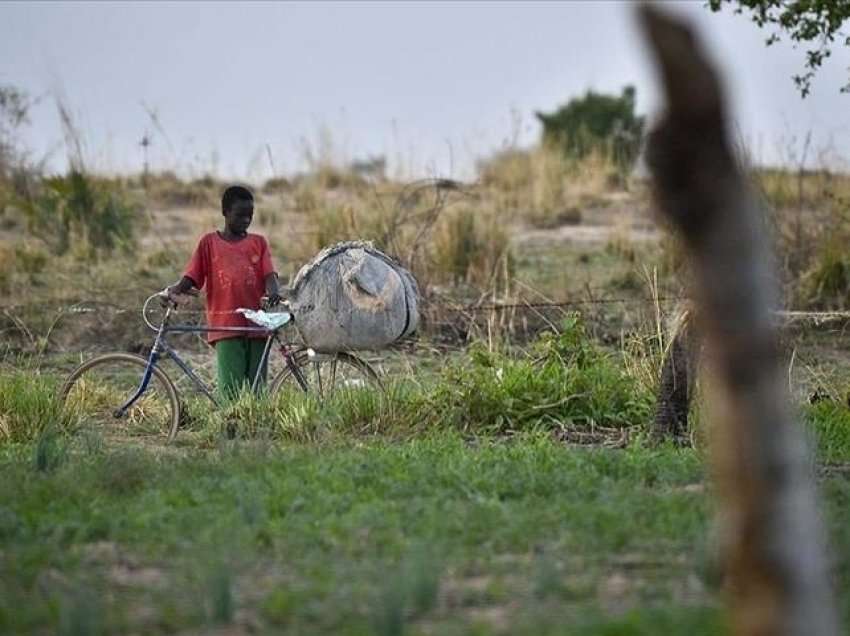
[289,241,420,352]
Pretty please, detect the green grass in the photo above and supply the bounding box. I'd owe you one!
[0,434,723,635]
[0,365,77,443]
[1,343,849,634]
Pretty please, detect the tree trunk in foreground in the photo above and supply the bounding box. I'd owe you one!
[638,6,838,635]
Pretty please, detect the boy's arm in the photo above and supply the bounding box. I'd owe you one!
[264,273,282,307]
[167,275,200,297]
[162,235,207,303]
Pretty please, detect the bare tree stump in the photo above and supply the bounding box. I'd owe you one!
[638,6,838,635]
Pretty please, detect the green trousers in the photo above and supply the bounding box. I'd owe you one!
[215,337,268,401]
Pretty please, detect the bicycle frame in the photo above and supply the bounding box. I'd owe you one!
[115,303,309,418]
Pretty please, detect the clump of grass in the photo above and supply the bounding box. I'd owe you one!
[17,171,140,257]
[0,369,77,444]
[804,400,850,464]
[431,206,514,289]
[198,387,326,443]
[33,426,66,473]
[327,380,424,437]
[799,243,850,309]
[426,314,653,435]
[207,563,234,625]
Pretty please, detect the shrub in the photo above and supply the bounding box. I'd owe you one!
[17,171,139,256]
[536,86,644,169]
[425,315,653,435]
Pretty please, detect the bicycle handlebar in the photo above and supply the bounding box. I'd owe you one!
[143,292,172,332]
[142,292,294,332]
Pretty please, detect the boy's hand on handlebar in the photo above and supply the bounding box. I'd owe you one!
[159,286,198,307]
[261,292,283,309]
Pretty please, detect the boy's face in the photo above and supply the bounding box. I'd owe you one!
[224,198,254,235]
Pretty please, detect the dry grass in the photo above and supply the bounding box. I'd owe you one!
[480,146,626,229]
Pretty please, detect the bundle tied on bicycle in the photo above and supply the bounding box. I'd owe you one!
[288,241,420,352]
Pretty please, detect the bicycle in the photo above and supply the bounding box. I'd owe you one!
[59,292,382,443]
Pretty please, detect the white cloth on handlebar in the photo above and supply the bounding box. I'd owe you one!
[237,309,292,330]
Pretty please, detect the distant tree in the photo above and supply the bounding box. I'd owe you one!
[708,0,850,97]
[535,86,644,169]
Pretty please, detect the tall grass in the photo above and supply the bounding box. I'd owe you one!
[425,315,653,435]
[0,369,77,444]
[480,146,623,228]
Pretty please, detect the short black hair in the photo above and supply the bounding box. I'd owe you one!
[221,185,254,213]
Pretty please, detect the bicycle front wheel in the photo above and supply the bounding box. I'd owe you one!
[60,353,181,443]
[270,350,381,399]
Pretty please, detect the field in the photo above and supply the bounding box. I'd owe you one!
[2,148,850,634]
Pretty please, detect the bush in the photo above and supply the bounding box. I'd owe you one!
[425,315,653,435]
[17,171,139,256]
[536,86,644,169]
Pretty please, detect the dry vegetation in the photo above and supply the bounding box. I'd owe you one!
[2,100,850,634]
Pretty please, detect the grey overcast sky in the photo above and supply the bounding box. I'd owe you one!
[1,1,849,181]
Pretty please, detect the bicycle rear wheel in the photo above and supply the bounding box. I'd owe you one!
[270,351,381,399]
[60,353,181,443]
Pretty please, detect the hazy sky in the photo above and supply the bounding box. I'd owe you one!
[2,1,849,181]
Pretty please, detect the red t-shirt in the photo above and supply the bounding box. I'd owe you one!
[184,232,276,343]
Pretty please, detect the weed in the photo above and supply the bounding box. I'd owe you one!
[804,401,850,464]
[0,369,76,444]
[427,315,653,435]
[207,563,234,625]
[33,426,65,472]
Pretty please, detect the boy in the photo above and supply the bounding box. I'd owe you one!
[164,185,281,399]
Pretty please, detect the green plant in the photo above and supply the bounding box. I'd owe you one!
[426,315,653,435]
[18,171,139,256]
[708,0,850,96]
[0,370,77,444]
[536,86,644,169]
[208,563,234,625]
